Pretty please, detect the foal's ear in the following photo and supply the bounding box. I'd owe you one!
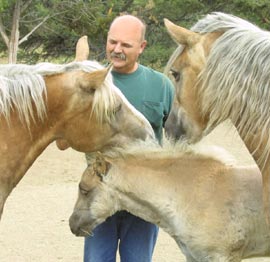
[93,152,112,179]
[75,35,90,61]
[164,18,200,47]
[79,64,112,92]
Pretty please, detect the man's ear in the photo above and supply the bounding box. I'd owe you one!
[139,40,147,54]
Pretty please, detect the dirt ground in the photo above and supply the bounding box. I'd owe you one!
[0,121,269,262]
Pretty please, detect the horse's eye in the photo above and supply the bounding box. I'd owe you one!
[111,104,122,116]
[79,184,89,196]
[170,69,180,82]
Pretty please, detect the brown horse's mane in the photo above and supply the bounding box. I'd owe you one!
[191,12,270,168]
[0,61,119,128]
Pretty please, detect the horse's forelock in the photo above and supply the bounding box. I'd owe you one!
[164,45,184,78]
[197,13,270,168]
[91,72,118,124]
[92,70,151,126]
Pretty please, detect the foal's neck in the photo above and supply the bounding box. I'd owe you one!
[105,158,183,236]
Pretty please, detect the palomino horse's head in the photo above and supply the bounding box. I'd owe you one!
[164,99,187,142]
[163,16,222,142]
[52,36,154,152]
[164,13,270,167]
[44,61,154,153]
[69,153,113,236]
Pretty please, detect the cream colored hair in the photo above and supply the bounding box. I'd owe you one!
[0,61,119,128]
[190,12,270,168]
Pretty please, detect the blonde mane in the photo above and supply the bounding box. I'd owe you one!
[164,45,184,77]
[192,12,270,168]
[0,61,118,127]
[103,138,236,167]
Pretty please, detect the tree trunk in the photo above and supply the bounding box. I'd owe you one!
[8,0,21,64]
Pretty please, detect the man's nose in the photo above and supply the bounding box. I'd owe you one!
[114,43,122,53]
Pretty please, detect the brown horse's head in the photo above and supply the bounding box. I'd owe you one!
[44,63,154,153]
[164,18,221,142]
[46,36,155,153]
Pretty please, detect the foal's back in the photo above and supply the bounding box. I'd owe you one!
[112,152,268,259]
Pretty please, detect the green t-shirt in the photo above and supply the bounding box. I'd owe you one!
[112,64,174,143]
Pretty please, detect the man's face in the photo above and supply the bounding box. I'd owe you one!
[106,20,146,74]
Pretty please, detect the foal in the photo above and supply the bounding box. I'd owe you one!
[70,142,269,262]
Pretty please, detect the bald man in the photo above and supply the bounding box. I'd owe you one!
[84,14,174,262]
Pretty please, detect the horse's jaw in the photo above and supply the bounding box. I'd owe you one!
[69,210,100,237]
[69,206,118,237]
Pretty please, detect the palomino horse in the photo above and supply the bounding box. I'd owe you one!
[0,38,154,219]
[69,141,268,261]
[163,12,270,216]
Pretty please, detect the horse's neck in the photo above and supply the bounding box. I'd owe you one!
[0,114,55,197]
[0,74,69,218]
[104,157,185,236]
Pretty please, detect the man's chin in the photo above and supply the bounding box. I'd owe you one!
[112,63,126,71]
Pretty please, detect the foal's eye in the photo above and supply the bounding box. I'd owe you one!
[170,69,180,82]
[79,184,89,196]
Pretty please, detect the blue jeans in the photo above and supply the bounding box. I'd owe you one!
[84,211,159,262]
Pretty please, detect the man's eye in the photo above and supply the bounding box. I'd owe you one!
[123,44,132,48]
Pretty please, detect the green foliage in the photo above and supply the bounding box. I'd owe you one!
[0,0,14,12]
[0,0,269,68]
[141,44,175,72]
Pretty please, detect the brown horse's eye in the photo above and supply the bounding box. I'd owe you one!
[170,69,180,82]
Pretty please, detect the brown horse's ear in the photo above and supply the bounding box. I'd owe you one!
[93,152,112,180]
[80,64,112,92]
[75,35,90,61]
[164,18,200,47]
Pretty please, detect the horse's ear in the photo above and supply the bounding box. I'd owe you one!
[93,152,112,180]
[164,18,200,47]
[80,64,112,92]
[75,35,90,61]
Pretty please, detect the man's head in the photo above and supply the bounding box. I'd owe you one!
[106,15,147,74]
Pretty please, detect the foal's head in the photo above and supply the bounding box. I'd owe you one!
[69,154,115,237]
